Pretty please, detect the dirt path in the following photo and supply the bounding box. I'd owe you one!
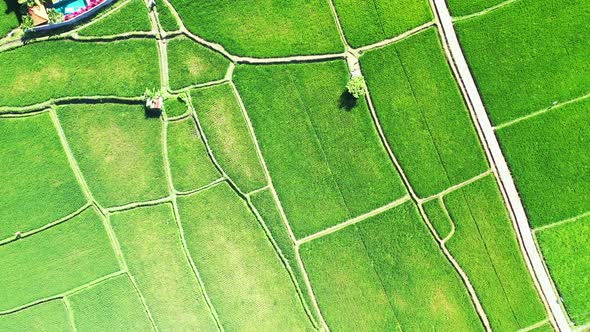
[430,0,571,330]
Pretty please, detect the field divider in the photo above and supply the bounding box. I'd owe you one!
[494,92,590,131]
[245,185,271,197]
[355,21,436,54]
[0,270,127,316]
[296,195,411,245]
[0,203,91,246]
[62,297,78,332]
[228,80,327,329]
[106,196,173,214]
[161,115,224,331]
[430,0,571,329]
[420,169,493,204]
[518,319,550,332]
[452,0,521,22]
[533,210,590,233]
[69,31,156,42]
[175,177,227,197]
[166,78,229,95]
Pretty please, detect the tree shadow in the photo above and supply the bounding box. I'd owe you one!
[4,0,23,21]
[339,90,357,112]
[144,107,162,119]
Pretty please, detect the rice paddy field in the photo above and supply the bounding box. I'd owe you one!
[0,0,586,331]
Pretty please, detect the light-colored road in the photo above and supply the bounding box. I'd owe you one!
[430,0,571,330]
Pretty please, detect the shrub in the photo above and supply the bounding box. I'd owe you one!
[47,9,64,24]
[20,15,34,31]
[346,75,366,99]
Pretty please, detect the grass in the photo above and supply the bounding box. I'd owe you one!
[155,0,178,31]
[0,207,119,311]
[0,39,160,107]
[447,0,507,17]
[167,0,343,57]
[57,103,168,208]
[300,201,483,331]
[443,175,547,330]
[455,0,589,125]
[67,274,154,331]
[0,300,70,332]
[361,28,488,197]
[332,0,432,48]
[234,60,406,238]
[164,95,188,117]
[0,0,19,37]
[78,0,152,36]
[177,182,314,331]
[423,198,453,240]
[536,216,590,325]
[167,37,230,90]
[496,98,590,228]
[0,112,86,240]
[191,84,266,193]
[250,188,321,327]
[167,118,220,192]
[110,204,218,331]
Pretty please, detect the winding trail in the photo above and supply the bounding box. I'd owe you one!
[430,0,571,330]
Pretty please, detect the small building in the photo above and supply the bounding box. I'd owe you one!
[28,5,49,26]
[146,96,164,111]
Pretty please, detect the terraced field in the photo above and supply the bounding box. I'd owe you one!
[0,0,586,331]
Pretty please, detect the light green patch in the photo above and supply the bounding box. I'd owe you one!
[164,95,188,118]
[110,204,218,331]
[537,216,590,325]
[0,300,72,332]
[68,274,154,332]
[191,84,266,193]
[234,60,406,238]
[361,28,488,197]
[167,0,343,57]
[177,183,314,331]
[78,0,151,36]
[0,112,86,240]
[300,202,483,331]
[423,198,453,240]
[167,118,220,192]
[0,207,119,311]
[444,175,547,330]
[57,103,168,207]
[167,37,230,90]
[0,39,160,107]
[332,0,432,48]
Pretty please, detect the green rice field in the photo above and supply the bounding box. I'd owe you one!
[0,0,586,330]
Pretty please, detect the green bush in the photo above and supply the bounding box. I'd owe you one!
[20,15,33,31]
[346,75,366,99]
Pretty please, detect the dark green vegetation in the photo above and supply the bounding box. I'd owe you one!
[0,39,159,106]
[68,275,154,331]
[444,176,547,330]
[177,183,313,331]
[456,0,589,125]
[0,112,85,240]
[155,0,178,31]
[332,0,432,47]
[235,60,406,238]
[111,204,218,331]
[423,198,453,240]
[167,118,220,192]
[0,208,119,311]
[57,104,168,207]
[167,37,230,90]
[78,0,151,36]
[0,301,71,332]
[361,28,488,197]
[447,0,507,17]
[191,84,266,193]
[537,216,590,325]
[497,98,590,228]
[163,95,188,117]
[0,0,19,37]
[167,0,343,57]
[300,202,483,331]
[250,189,321,326]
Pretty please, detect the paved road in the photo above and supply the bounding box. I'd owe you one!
[430,0,572,331]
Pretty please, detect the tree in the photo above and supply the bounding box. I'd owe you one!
[346,75,366,99]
